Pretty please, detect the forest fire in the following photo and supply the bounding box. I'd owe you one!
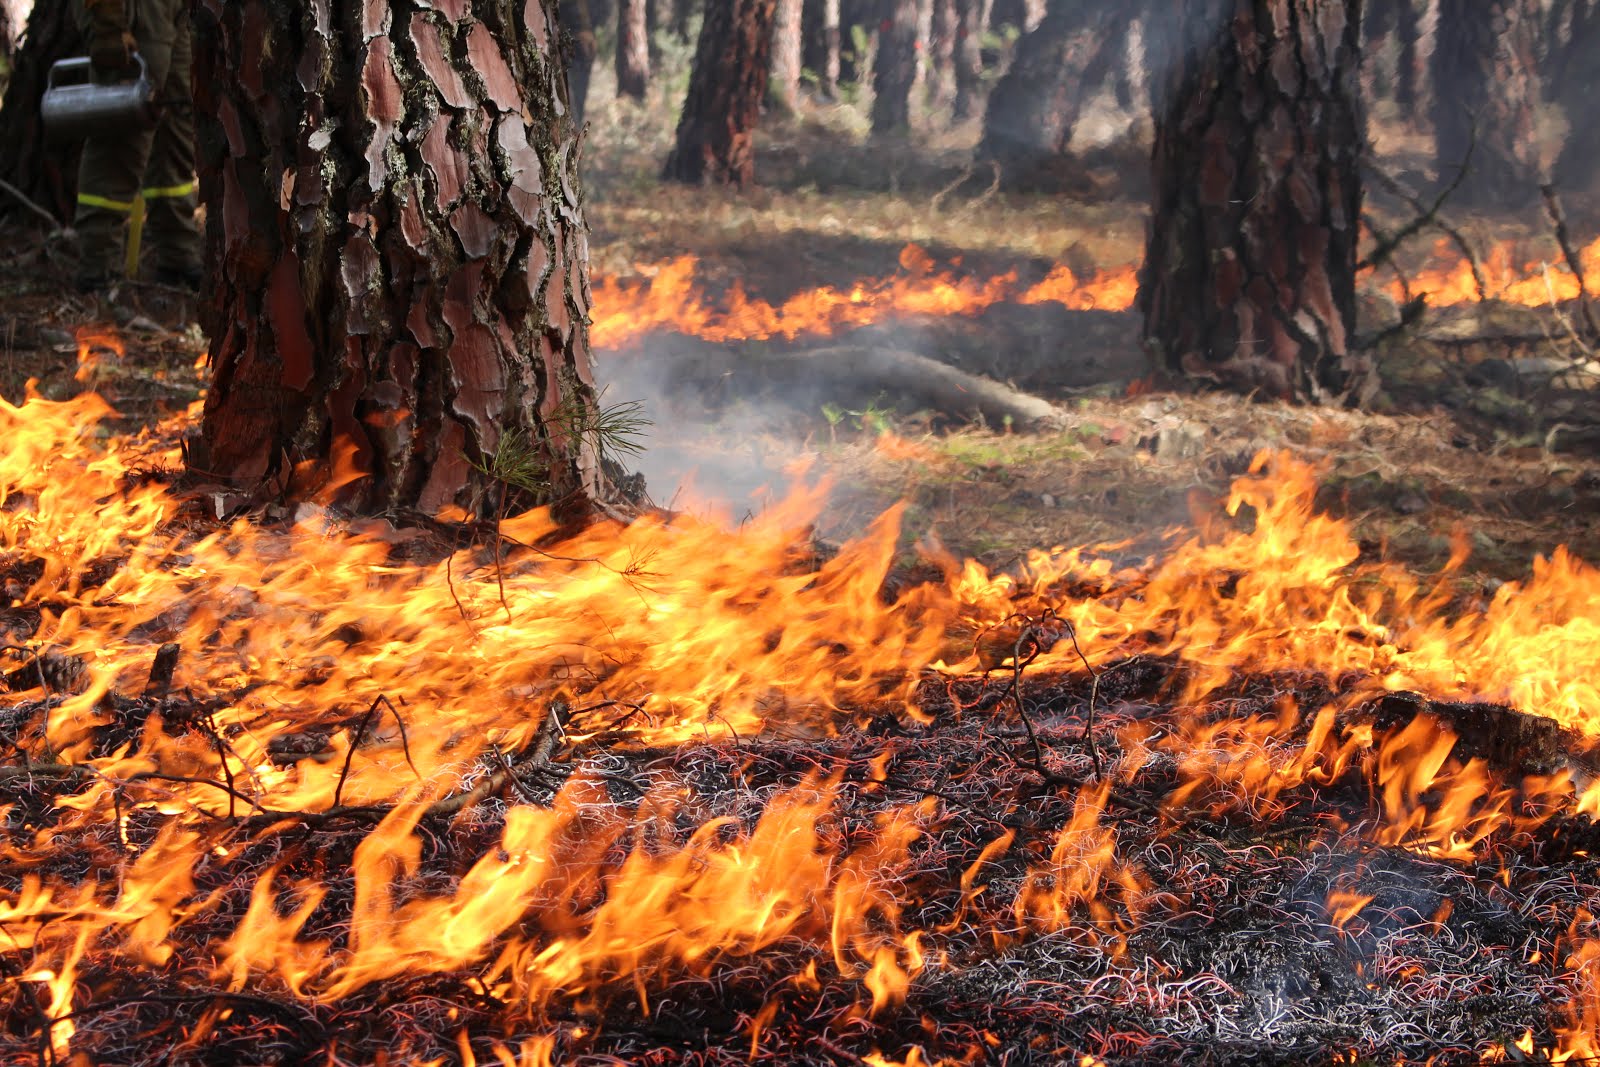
[587,235,1600,352]
[3,388,1600,1062]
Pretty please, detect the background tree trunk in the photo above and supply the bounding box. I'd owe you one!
[951,0,984,119]
[1551,0,1600,199]
[769,0,804,112]
[190,0,610,519]
[616,0,651,99]
[0,1,80,222]
[871,0,920,134]
[1432,0,1544,207]
[839,0,875,86]
[803,0,842,97]
[927,0,957,113]
[1140,0,1374,404]
[662,0,778,185]
[976,1,1132,185]
[1395,0,1436,117]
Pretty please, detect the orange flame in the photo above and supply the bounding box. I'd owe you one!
[2,392,1600,1052]
[589,244,1140,349]
[588,235,1600,358]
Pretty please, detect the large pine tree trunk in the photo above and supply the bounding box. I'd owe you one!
[976,1,1133,185]
[1432,0,1543,206]
[189,0,611,520]
[662,0,778,185]
[769,0,804,112]
[1141,0,1375,405]
[871,0,921,134]
[616,0,651,99]
[0,1,80,222]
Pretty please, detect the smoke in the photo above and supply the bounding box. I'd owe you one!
[597,341,824,522]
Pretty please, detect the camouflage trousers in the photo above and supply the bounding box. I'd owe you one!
[73,0,199,282]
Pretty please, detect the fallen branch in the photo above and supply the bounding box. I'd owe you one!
[1540,183,1600,339]
[1363,162,1487,302]
[0,176,64,234]
[0,700,570,825]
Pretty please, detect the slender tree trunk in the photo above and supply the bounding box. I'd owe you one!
[927,0,957,112]
[190,0,612,519]
[617,0,651,99]
[662,0,778,185]
[1361,0,1399,104]
[839,0,875,85]
[1141,0,1375,405]
[668,0,696,40]
[770,0,804,111]
[1395,0,1435,116]
[1553,0,1600,195]
[976,1,1133,184]
[871,0,920,134]
[0,1,80,222]
[951,0,984,119]
[1432,0,1543,207]
[803,0,842,96]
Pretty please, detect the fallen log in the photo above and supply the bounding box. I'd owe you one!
[612,341,1069,430]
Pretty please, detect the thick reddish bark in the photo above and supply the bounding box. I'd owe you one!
[1141,0,1374,404]
[871,0,920,134]
[662,0,778,185]
[976,1,1133,184]
[0,1,80,221]
[616,0,650,99]
[769,0,804,111]
[190,0,610,519]
[1432,0,1543,206]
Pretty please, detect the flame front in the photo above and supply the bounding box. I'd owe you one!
[2,389,1600,1059]
[585,235,1600,354]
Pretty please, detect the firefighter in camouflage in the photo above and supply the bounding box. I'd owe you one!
[74,0,200,291]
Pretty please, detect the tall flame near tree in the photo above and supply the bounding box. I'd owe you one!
[189,0,613,519]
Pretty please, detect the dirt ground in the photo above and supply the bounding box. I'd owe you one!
[3,69,1600,596]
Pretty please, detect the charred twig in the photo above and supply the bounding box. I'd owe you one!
[1060,623,1103,780]
[1540,183,1600,338]
[1008,625,1049,776]
[34,990,324,1046]
[424,700,569,818]
[1363,161,1487,302]
[333,694,420,809]
[143,642,181,700]
[198,709,240,819]
[1359,130,1474,276]
[0,177,65,234]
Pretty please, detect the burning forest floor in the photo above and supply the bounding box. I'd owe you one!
[10,129,1600,1062]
